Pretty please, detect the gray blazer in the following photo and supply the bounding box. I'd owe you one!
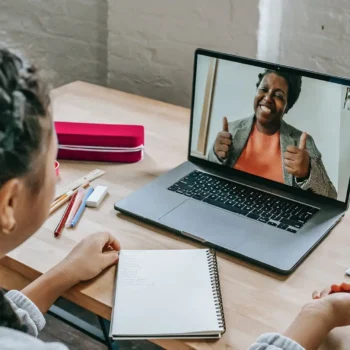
[208,116,337,199]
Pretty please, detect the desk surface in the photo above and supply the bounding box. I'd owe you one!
[1,81,350,350]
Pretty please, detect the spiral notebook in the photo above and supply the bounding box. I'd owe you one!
[110,249,226,340]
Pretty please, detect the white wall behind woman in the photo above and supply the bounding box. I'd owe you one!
[204,60,262,155]
[284,78,342,191]
[338,87,350,202]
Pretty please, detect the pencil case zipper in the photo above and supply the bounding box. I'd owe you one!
[58,144,144,153]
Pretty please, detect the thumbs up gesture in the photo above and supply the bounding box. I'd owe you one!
[214,117,232,159]
[284,132,310,179]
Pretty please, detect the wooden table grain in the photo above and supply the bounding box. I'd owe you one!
[1,81,350,350]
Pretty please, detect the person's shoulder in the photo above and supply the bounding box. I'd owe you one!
[282,121,320,156]
[228,116,253,129]
[282,120,315,142]
[282,120,302,136]
[0,327,67,349]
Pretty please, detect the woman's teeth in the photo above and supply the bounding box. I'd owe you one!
[260,105,271,113]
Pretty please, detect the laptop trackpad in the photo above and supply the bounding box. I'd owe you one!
[159,199,257,249]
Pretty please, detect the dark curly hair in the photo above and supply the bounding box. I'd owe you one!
[0,48,51,332]
[256,69,302,112]
[0,48,51,190]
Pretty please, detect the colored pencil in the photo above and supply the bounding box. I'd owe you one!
[50,181,89,215]
[70,187,95,228]
[54,192,77,237]
[54,169,105,201]
[65,188,85,228]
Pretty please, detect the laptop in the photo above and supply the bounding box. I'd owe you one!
[114,48,350,274]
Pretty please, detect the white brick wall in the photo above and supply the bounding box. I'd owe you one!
[278,0,350,78]
[1,0,259,107]
[0,0,108,87]
[3,1,349,108]
[107,0,259,107]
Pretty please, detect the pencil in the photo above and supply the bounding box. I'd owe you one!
[50,181,89,215]
[71,187,94,228]
[54,192,77,238]
[65,188,85,228]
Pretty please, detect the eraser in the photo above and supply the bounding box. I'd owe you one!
[346,268,350,276]
[86,185,108,208]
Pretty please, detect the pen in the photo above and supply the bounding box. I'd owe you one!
[71,187,94,228]
[54,192,77,238]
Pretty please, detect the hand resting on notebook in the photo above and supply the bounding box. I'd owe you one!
[21,231,121,314]
[57,231,120,283]
[249,282,350,350]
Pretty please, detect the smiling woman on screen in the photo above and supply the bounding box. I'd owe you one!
[208,69,337,199]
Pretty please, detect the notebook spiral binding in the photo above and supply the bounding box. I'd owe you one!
[206,249,226,333]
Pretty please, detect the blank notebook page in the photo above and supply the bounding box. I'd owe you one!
[111,249,221,336]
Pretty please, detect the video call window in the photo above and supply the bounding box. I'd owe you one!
[191,55,350,202]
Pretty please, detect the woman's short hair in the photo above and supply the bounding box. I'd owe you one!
[256,69,302,112]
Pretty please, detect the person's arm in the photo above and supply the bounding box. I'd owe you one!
[250,283,350,350]
[207,117,232,164]
[296,157,337,199]
[249,306,333,350]
[283,305,334,350]
[20,262,79,314]
[21,232,120,314]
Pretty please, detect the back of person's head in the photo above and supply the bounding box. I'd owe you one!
[0,48,51,333]
[256,69,302,112]
[0,48,51,191]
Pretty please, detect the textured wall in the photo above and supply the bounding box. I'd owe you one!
[0,0,108,87]
[3,1,349,108]
[1,0,259,106]
[107,0,260,107]
[278,0,350,78]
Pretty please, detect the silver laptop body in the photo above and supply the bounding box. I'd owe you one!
[115,49,349,274]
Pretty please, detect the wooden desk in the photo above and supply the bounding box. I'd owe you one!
[1,81,350,350]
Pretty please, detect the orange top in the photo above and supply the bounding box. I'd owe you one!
[234,124,284,183]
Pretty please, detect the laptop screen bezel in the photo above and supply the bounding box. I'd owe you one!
[187,48,350,210]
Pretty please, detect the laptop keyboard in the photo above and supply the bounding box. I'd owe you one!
[168,170,319,233]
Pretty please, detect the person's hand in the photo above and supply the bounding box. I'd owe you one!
[214,116,232,160]
[305,283,350,328]
[312,282,350,299]
[58,232,121,285]
[21,232,121,313]
[283,283,350,349]
[284,132,310,179]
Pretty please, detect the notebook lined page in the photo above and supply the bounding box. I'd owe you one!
[111,249,220,336]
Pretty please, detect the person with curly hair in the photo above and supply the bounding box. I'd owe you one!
[0,48,120,349]
[208,69,337,199]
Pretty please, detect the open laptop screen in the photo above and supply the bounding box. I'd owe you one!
[190,51,350,203]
